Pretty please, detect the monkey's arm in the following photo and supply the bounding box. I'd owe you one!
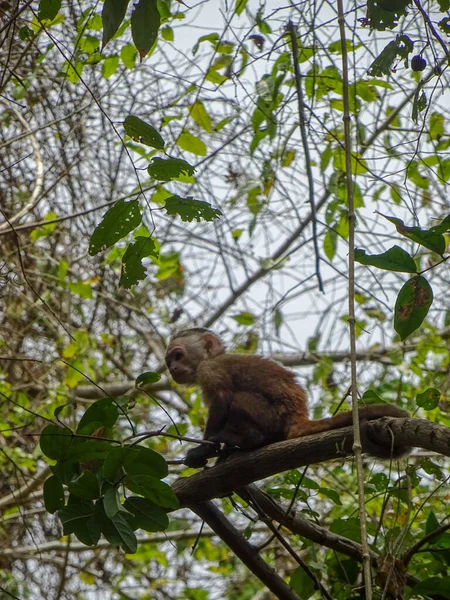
[185,385,234,468]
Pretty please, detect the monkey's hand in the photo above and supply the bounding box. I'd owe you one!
[184,444,219,468]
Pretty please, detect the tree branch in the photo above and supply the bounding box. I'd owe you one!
[173,418,450,507]
[191,501,300,600]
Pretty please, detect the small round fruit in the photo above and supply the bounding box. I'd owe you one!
[411,55,427,72]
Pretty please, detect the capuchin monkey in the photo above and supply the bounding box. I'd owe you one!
[165,328,410,468]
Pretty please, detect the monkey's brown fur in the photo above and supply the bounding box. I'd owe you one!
[165,328,409,467]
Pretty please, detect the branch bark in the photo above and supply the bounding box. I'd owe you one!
[173,417,450,508]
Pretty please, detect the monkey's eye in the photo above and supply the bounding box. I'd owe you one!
[173,351,184,361]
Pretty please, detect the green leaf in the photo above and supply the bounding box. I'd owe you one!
[192,32,219,56]
[131,0,160,60]
[124,496,169,531]
[89,199,142,256]
[77,398,120,433]
[44,475,65,513]
[102,0,129,48]
[126,474,179,509]
[135,371,161,386]
[39,0,61,20]
[412,89,427,124]
[380,214,446,255]
[58,504,101,546]
[147,157,195,181]
[368,35,413,75]
[413,577,450,599]
[94,502,137,553]
[232,312,255,326]
[102,55,119,79]
[104,446,168,481]
[64,441,113,463]
[394,275,433,340]
[67,471,100,500]
[120,235,158,288]
[103,488,132,518]
[370,472,388,492]
[40,424,73,460]
[177,130,207,156]
[124,447,168,479]
[236,0,248,15]
[164,195,222,222]
[430,214,450,235]
[290,566,315,599]
[161,25,174,41]
[367,0,410,30]
[324,229,337,261]
[124,115,164,149]
[355,245,417,273]
[429,112,445,141]
[121,44,137,68]
[416,388,441,410]
[190,102,212,133]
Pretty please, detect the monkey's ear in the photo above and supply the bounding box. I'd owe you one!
[202,332,224,357]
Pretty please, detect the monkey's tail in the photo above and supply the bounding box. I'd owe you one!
[287,404,410,459]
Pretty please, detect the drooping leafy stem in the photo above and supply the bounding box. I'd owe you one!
[88,116,222,288]
[356,212,450,340]
[336,1,373,596]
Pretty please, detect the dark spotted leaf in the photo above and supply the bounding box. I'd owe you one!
[355,245,417,273]
[131,0,160,61]
[164,195,222,222]
[124,115,164,149]
[416,388,441,410]
[394,275,433,340]
[89,199,142,256]
[102,0,129,48]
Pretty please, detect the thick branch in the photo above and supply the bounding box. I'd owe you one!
[191,501,300,600]
[173,418,449,507]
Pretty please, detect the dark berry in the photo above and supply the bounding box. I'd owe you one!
[411,55,427,72]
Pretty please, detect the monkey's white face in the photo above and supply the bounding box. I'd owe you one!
[165,338,201,384]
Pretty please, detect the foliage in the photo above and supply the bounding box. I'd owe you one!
[1,0,450,598]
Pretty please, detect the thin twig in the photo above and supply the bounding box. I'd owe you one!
[335,2,373,597]
[286,20,323,293]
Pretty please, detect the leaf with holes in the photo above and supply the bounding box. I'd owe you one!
[120,236,158,288]
[394,276,433,340]
[124,115,164,149]
[164,196,222,222]
[89,200,141,255]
